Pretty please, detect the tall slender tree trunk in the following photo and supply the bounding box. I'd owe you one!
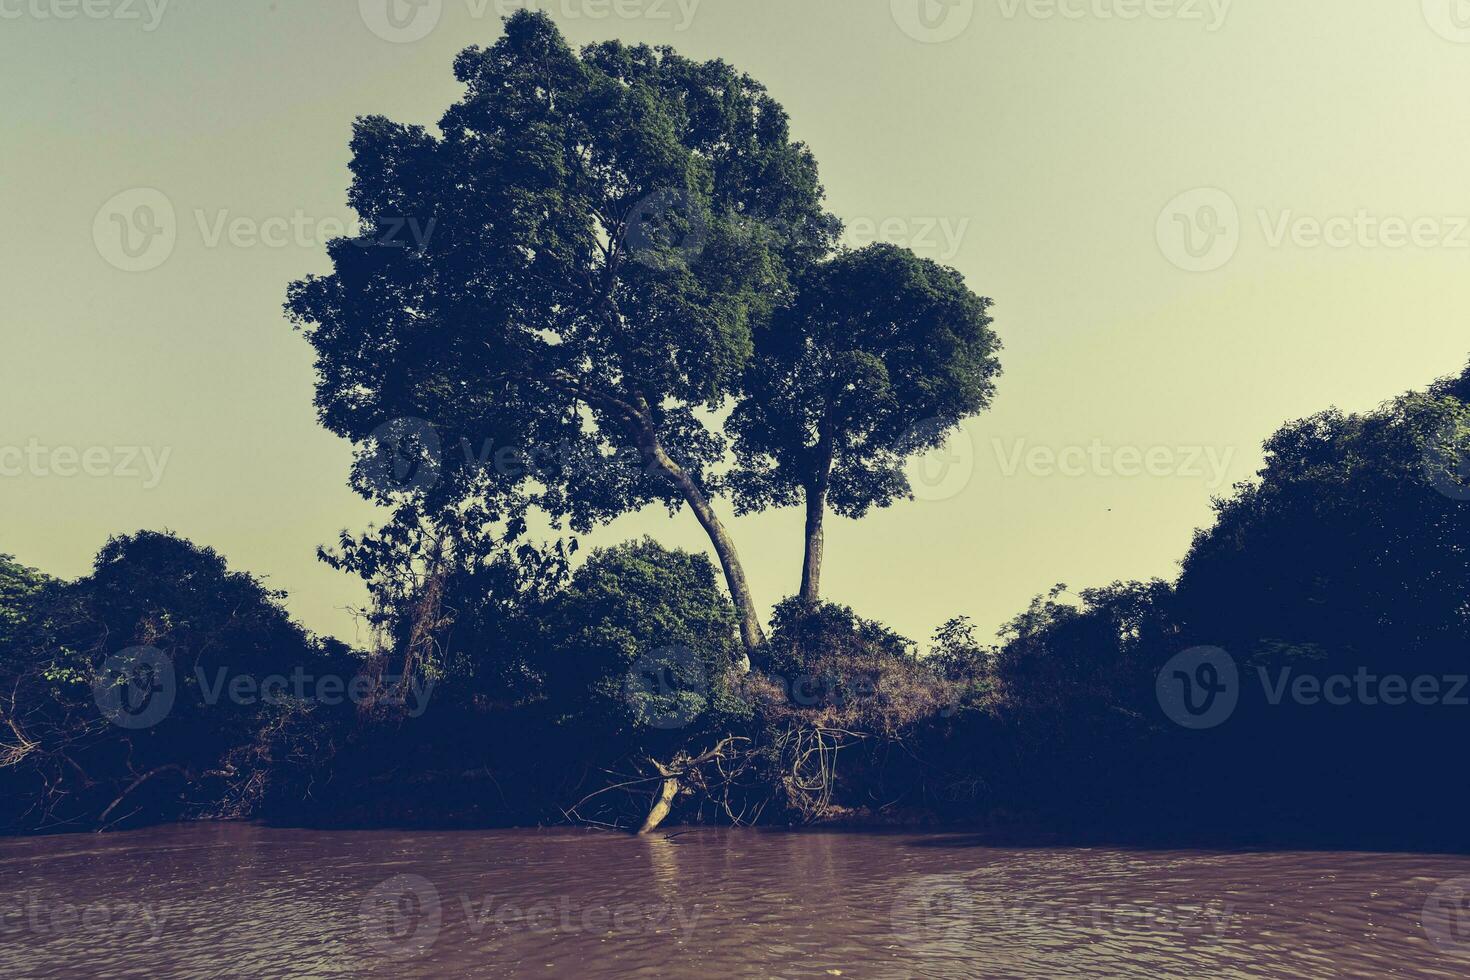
[635,413,763,669]
[799,481,826,605]
[799,432,836,606]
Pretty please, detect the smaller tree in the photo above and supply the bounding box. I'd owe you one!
[728,243,1001,603]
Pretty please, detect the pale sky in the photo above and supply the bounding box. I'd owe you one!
[3,0,1467,649]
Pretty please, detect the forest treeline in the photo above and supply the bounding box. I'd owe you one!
[2,358,1466,840]
[2,12,1468,843]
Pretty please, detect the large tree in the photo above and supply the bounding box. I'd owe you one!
[286,11,838,664]
[727,243,1001,603]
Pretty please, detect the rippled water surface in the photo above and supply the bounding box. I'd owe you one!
[2,824,1469,978]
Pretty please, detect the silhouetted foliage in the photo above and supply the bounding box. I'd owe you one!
[953,360,1470,844]
[285,10,840,654]
[4,360,1467,841]
[0,532,354,832]
[544,537,744,736]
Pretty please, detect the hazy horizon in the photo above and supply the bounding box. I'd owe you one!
[5,0,1468,649]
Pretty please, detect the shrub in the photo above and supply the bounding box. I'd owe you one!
[543,537,746,744]
[0,532,354,831]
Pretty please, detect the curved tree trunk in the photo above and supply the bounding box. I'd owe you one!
[549,377,766,669]
[635,412,763,669]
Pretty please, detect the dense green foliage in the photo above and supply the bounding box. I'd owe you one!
[0,533,354,831]
[951,362,1470,842]
[545,539,743,734]
[1,362,1467,839]
[285,10,845,653]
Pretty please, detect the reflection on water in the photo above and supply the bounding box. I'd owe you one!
[1,824,1468,978]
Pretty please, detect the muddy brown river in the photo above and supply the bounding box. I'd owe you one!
[1,824,1468,977]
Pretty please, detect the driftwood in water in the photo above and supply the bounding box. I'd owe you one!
[637,769,680,835]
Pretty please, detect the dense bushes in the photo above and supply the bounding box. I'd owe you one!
[0,532,357,832]
[545,538,745,734]
[959,361,1470,844]
[2,362,1467,842]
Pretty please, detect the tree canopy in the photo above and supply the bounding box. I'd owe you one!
[286,10,839,657]
[727,243,1001,600]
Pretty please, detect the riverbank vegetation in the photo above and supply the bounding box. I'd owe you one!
[2,13,1467,846]
[2,358,1465,841]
